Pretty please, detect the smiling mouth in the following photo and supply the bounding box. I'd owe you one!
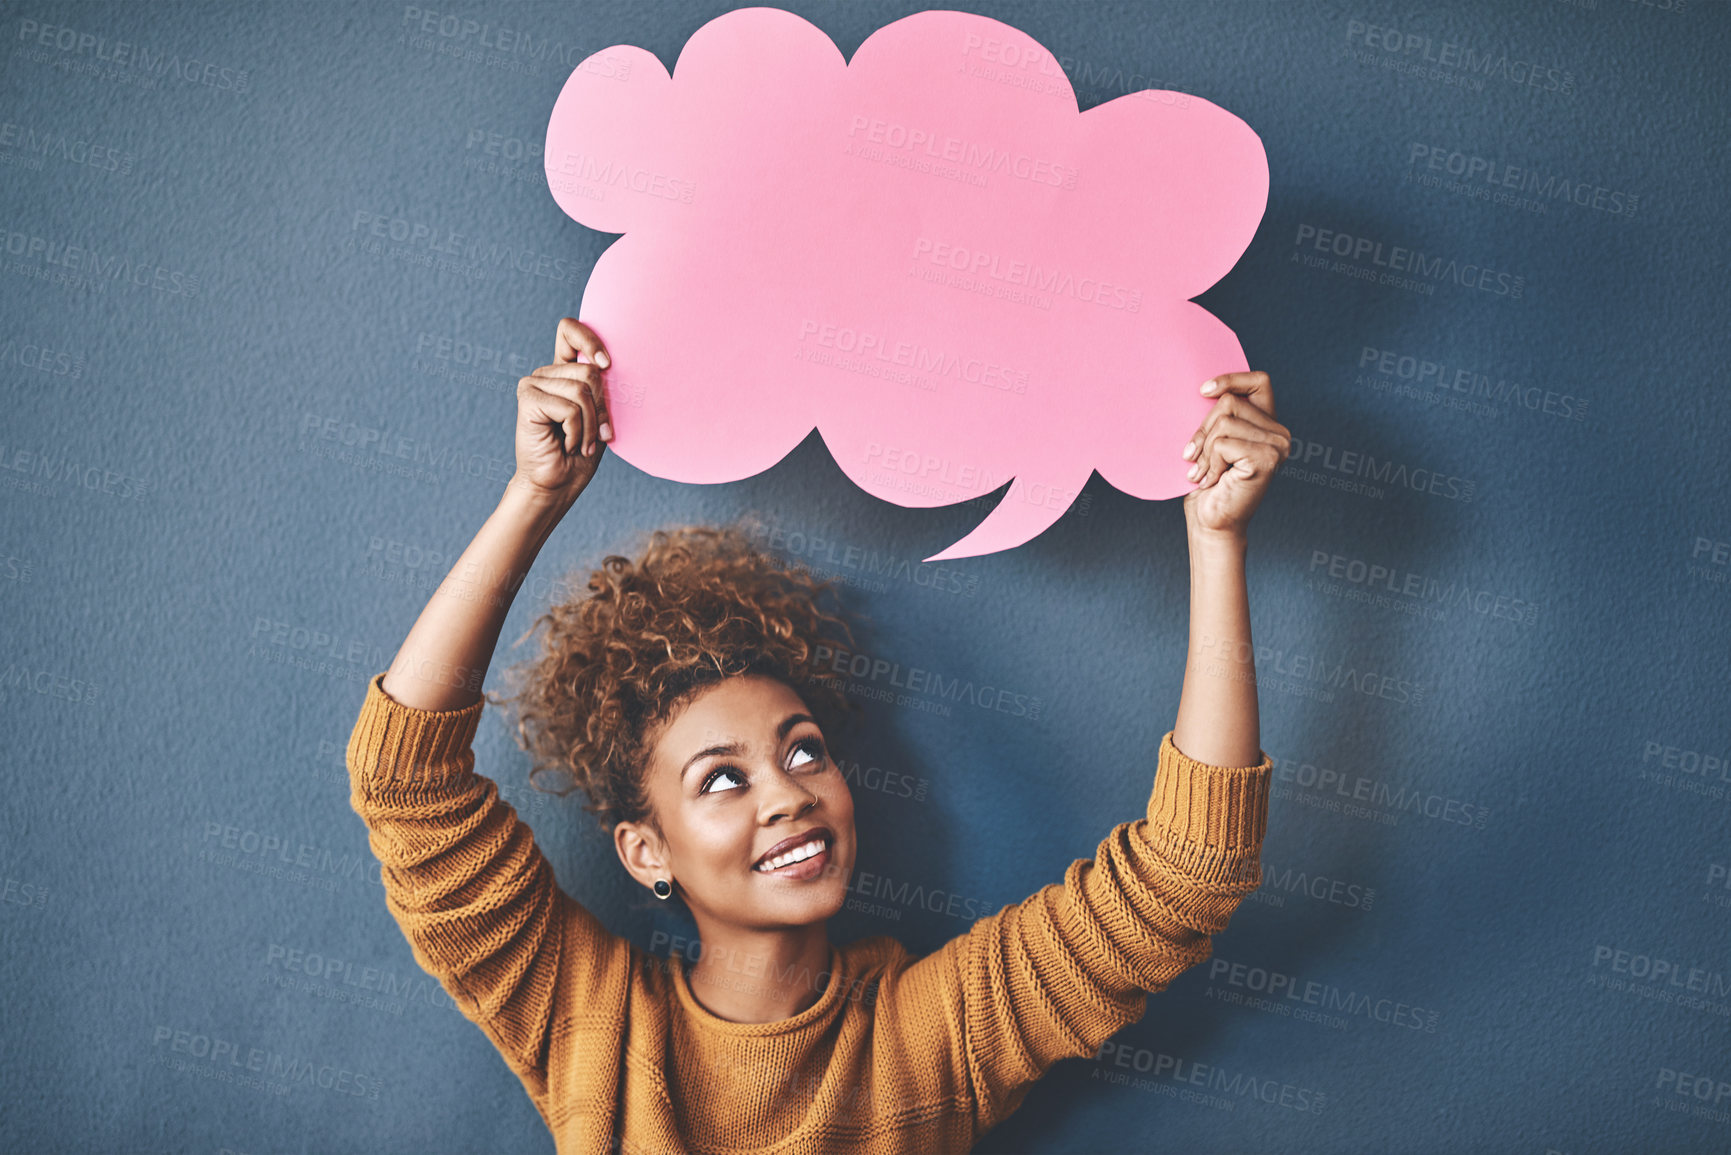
[752,833,832,878]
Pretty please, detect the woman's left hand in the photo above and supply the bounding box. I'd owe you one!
[1180,371,1292,539]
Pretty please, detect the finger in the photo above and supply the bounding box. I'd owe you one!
[518,379,583,456]
[1193,434,1241,489]
[526,361,604,404]
[527,364,610,443]
[590,372,612,443]
[1184,403,1284,466]
[1183,394,1239,462]
[527,361,603,388]
[529,365,608,452]
[1202,371,1275,419]
[555,317,611,371]
[572,375,600,456]
[1196,436,1285,489]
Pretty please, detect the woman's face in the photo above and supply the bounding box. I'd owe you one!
[626,673,856,931]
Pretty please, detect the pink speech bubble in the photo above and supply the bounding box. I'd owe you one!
[545,7,1268,561]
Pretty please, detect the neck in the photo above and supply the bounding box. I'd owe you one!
[682,918,833,1023]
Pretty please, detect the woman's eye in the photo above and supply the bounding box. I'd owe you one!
[701,767,745,794]
[702,740,824,793]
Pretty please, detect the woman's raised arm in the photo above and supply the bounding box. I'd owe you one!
[868,371,1293,1143]
[380,316,614,712]
[1173,370,1291,768]
[345,319,625,1096]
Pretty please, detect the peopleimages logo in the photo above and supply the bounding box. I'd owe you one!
[1590,945,1731,998]
[1198,633,1429,708]
[1585,944,1731,1019]
[1270,752,1491,830]
[909,236,1142,313]
[197,821,384,891]
[150,1026,382,1099]
[1285,437,1476,503]
[396,7,619,71]
[844,114,1080,191]
[1293,222,1524,299]
[1091,1040,1329,1115]
[1343,19,1575,95]
[745,519,981,598]
[1356,345,1589,423]
[0,120,135,175]
[262,942,455,1012]
[15,17,252,92]
[1307,550,1539,626]
[1406,144,1639,217]
[0,226,202,296]
[1255,860,1376,911]
[346,211,585,285]
[1207,955,1441,1033]
[810,643,1042,720]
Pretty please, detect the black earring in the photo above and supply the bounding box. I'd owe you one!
[653,878,672,900]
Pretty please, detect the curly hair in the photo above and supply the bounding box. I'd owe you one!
[485,518,865,837]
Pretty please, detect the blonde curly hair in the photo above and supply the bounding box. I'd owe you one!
[485,519,864,835]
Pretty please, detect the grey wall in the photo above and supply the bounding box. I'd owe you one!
[2,1,1727,1152]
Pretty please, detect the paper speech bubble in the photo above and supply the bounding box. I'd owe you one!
[545,6,1268,561]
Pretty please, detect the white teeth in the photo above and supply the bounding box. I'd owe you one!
[756,838,826,872]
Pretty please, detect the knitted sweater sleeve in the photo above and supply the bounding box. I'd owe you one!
[894,729,1272,1138]
[344,671,625,1096]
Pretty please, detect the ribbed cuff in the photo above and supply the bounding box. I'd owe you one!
[1147,730,1272,883]
[346,670,486,794]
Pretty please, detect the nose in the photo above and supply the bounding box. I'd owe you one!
[758,765,818,824]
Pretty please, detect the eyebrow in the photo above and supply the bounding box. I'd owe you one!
[681,713,818,783]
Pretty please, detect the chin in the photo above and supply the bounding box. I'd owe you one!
[750,857,852,924]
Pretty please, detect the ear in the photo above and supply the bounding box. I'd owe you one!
[613,819,668,890]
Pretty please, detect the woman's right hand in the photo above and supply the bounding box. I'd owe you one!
[511,317,614,507]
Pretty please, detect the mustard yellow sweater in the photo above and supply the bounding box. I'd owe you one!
[346,670,1273,1154]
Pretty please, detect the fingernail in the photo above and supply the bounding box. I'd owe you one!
[1187,464,1200,480]
[599,422,613,440]
[1182,440,1195,460]
[1201,379,1217,393]
[595,350,610,368]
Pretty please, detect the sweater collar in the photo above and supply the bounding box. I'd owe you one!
[670,941,850,1037]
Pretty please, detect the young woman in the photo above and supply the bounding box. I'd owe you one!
[346,317,1291,1154]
